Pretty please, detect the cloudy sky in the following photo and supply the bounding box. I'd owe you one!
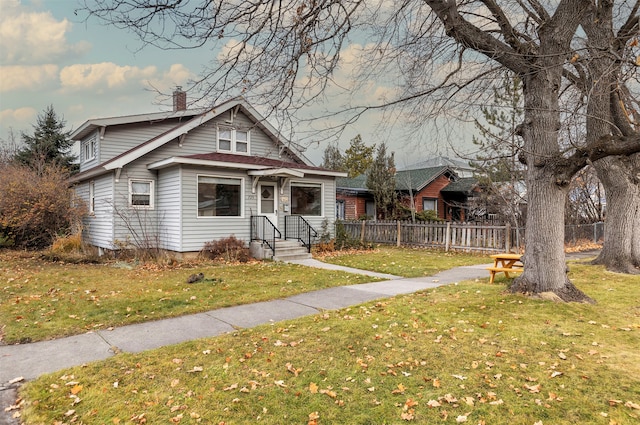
[0,0,476,165]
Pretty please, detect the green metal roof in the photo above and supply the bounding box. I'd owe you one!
[440,177,478,193]
[336,166,453,192]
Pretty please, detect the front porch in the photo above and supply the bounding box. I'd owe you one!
[250,215,318,261]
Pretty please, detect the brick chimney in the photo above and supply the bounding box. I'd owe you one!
[173,86,187,111]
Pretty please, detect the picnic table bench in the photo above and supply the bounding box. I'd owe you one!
[487,253,523,284]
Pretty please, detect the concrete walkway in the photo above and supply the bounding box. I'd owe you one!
[0,252,599,424]
[0,260,490,384]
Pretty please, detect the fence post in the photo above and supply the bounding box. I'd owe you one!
[360,220,366,244]
[505,222,511,253]
[397,221,401,247]
[445,222,451,252]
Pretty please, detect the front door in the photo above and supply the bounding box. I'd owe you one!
[258,182,278,226]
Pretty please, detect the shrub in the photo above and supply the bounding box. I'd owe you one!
[200,236,250,262]
[334,220,374,251]
[415,209,441,222]
[0,162,86,249]
[51,233,83,253]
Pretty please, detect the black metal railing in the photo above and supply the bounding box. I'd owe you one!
[250,216,281,257]
[284,215,318,253]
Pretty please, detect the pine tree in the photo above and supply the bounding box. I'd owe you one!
[470,73,525,227]
[343,134,375,178]
[321,141,345,171]
[15,105,76,173]
[366,142,396,219]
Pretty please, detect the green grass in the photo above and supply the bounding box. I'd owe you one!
[0,252,378,344]
[319,246,490,277]
[18,258,640,424]
[0,248,486,344]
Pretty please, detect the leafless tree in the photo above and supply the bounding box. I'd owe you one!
[80,0,640,301]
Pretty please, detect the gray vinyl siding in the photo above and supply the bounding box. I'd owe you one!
[99,121,179,164]
[157,167,182,251]
[179,166,254,252]
[79,174,115,249]
[78,131,100,172]
[110,165,159,249]
[287,177,337,235]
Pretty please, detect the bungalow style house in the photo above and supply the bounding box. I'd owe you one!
[336,166,478,221]
[69,93,345,259]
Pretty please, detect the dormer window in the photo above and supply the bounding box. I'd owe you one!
[217,126,250,154]
[82,136,97,163]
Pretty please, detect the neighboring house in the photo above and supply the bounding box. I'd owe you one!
[69,93,345,258]
[336,166,479,221]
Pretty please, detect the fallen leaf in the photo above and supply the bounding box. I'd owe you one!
[427,399,442,408]
[274,380,287,387]
[625,401,640,410]
[309,382,319,394]
[308,411,320,425]
[525,384,541,393]
[70,385,83,395]
[456,415,468,423]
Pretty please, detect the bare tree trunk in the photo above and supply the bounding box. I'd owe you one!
[592,155,640,273]
[508,11,594,302]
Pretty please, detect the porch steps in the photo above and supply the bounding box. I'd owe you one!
[272,239,312,262]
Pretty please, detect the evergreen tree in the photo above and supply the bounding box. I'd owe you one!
[343,134,375,178]
[470,73,525,227]
[321,141,345,171]
[366,142,396,219]
[15,105,77,173]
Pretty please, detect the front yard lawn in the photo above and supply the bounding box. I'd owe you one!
[19,260,640,424]
[319,246,490,277]
[0,252,377,344]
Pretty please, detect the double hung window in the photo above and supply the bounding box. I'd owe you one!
[217,127,250,154]
[129,180,154,208]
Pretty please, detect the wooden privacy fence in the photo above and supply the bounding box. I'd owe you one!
[341,220,518,253]
[339,220,604,254]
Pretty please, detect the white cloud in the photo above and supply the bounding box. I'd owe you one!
[148,64,195,92]
[0,64,59,92]
[59,63,159,92]
[0,107,38,136]
[0,0,89,65]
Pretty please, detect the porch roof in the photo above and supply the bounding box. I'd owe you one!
[147,152,347,178]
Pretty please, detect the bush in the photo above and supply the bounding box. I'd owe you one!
[200,236,250,262]
[0,162,86,249]
[415,210,441,222]
[51,233,83,253]
[334,220,374,251]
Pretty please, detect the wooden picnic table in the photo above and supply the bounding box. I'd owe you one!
[487,253,523,284]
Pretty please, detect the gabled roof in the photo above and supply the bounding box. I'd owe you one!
[395,166,454,192]
[336,166,455,193]
[148,152,346,177]
[70,97,315,182]
[70,108,206,141]
[440,177,478,194]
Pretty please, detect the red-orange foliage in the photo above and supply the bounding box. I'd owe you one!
[0,162,86,248]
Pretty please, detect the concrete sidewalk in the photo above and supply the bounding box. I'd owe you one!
[0,252,598,424]
[0,260,490,384]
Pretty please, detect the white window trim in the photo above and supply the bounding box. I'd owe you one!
[89,181,95,214]
[216,126,251,155]
[422,197,438,212]
[82,136,97,163]
[290,181,324,217]
[196,174,245,218]
[129,179,154,209]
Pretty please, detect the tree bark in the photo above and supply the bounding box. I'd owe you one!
[592,154,640,273]
[508,0,595,303]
